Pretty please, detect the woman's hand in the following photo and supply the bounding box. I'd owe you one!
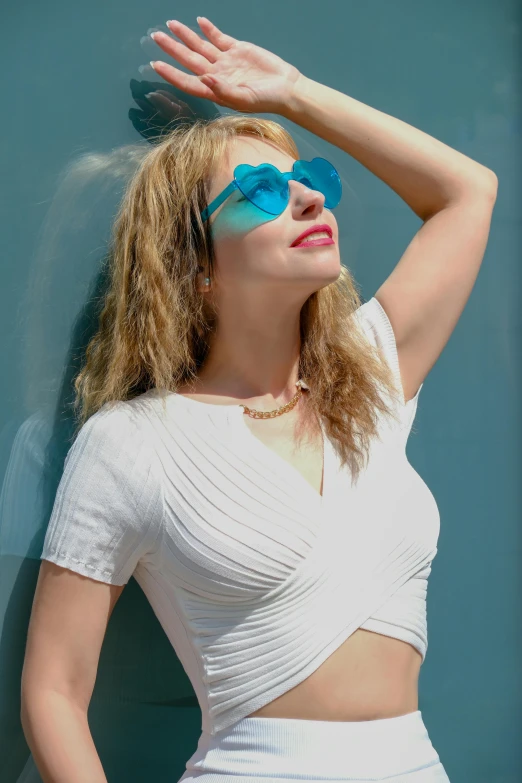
[149,17,303,115]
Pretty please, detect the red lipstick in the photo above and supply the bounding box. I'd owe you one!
[291,224,334,248]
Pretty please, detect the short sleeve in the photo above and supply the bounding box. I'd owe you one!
[41,402,163,585]
[354,297,423,431]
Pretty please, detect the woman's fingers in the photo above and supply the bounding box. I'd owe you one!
[151,31,209,75]
[196,17,237,52]
[150,60,217,101]
[166,19,222,64]
[148,17,240,108]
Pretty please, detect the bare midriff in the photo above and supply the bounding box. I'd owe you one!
[246,629,422,722]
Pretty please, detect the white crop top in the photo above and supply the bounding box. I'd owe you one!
[41,297,440,736]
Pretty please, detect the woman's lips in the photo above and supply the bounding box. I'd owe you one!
[291,224,333,246]
[292,237,335,248]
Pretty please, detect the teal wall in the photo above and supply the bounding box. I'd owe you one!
[1,2,520,781]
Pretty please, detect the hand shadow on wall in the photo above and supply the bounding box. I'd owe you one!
[129,77,224,139]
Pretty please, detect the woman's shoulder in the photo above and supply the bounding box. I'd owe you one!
[70,392,165,466]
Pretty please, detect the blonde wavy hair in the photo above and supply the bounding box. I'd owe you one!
[73,114,402,478]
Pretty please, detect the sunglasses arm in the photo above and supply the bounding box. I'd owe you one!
[201,181,239,223]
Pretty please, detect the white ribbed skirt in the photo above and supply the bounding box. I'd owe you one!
[177,710,451,782]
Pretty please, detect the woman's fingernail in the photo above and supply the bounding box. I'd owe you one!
[150,61,157,71]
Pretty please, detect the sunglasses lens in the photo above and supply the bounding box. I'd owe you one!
[294,158,342,209]
[236,164,288,215]
[234,158,342,217]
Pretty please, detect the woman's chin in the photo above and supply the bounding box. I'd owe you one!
[304,262,342,292]
[310,256,342,279]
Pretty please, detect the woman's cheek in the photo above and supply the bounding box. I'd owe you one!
[211,203,279,240]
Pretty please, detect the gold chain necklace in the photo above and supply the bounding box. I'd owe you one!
[240,380,307,419]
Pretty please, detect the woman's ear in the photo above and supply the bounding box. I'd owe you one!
[195,269,212,293]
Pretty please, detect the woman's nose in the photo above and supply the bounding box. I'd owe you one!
[289,180,326,213]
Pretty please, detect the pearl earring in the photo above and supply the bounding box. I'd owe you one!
[204,277,210,286]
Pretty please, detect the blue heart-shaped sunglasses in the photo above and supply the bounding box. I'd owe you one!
[200,157,342,222]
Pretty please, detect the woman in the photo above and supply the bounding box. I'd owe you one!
[21,16,497,783]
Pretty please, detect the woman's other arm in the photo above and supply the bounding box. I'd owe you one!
[20,691,107,783]
[21,561,125,783]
